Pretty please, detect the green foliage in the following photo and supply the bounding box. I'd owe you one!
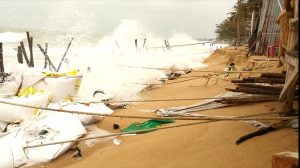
[215,0,261,40]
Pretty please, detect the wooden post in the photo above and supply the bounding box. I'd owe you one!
[142,38,147,48]
[0,43,4,73]
[20,41,30,66]
[17,46,23,64]
[37,44,57,71]
[56,38,74,72]
[251,9,256,33]
[43,43,48,69]
[0,42,4,83]
[134,39,138,53]
[279,52,298,115]
[164,40,170,50]
[26,32,34,67]
[278,0,299,115]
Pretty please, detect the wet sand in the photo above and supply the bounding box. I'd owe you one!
[31,47,298,168]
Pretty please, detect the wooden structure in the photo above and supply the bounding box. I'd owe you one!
[255,0,283,55]
[278,0,299,115]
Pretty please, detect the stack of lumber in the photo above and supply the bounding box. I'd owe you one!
[226,72,298,96]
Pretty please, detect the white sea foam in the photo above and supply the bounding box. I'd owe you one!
[0,32,26,43]
[1,20,228,101]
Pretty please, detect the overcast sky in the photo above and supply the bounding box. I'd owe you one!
[0,0,236,38]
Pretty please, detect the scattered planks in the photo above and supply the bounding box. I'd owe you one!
[231,72,288,85]
[215,96,279,104]
[227,72,299,96]
[231,77,286,84]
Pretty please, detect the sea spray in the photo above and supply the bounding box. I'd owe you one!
[1,20,228,101]
[77,20,228,101]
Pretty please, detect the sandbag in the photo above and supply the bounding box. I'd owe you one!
[43,77,77,102]
[0,113,86,168]
[0,133,14,168]
[45,102,114,125]
[0,93,50,123]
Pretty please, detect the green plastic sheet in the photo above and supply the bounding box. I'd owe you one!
[121,119,175,133]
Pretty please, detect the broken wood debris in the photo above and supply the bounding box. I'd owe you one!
[236,119,295,145]
[231,77,286,84]
[37,44,57,71]
[228,71,299,96]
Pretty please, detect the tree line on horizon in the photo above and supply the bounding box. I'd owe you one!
[215,0,262,41]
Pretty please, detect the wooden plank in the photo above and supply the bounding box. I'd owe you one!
[279,66,298,101]
[285,52,299,66]
[279,56,286,64]
[260,73,286,78]
[236,83,283,91]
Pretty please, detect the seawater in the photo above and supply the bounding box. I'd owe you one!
[0,20,228,101]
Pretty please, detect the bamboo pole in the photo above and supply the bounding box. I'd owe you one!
[37,44,57,71]
[20,41,30,66]
[1,100,295,122]
[26,32,34,67]
[23,112,296,149]
[17,46,23,64]
[134,39,138,53]
[43,43,48,69]
[56,38,74,72]
[142,38,147,48]
[119,65,273,74]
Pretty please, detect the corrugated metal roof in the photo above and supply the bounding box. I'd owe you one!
[255,0,283,55]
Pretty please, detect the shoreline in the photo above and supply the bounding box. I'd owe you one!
[30,46,298,168]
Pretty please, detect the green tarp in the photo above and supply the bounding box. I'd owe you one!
[121,119,175,133]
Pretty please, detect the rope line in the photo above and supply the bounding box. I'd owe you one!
[132,74,231,86]
[0,100,293,121]
[118,65,271,74]
[147,42,205,49]
[23,111,295,149]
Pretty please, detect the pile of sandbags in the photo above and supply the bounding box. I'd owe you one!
[0,67,114,168]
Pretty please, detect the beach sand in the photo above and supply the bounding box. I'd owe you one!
[30,46,298,168]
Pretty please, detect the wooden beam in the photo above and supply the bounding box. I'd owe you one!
[279,66,298,101]
[279,52,299,115]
